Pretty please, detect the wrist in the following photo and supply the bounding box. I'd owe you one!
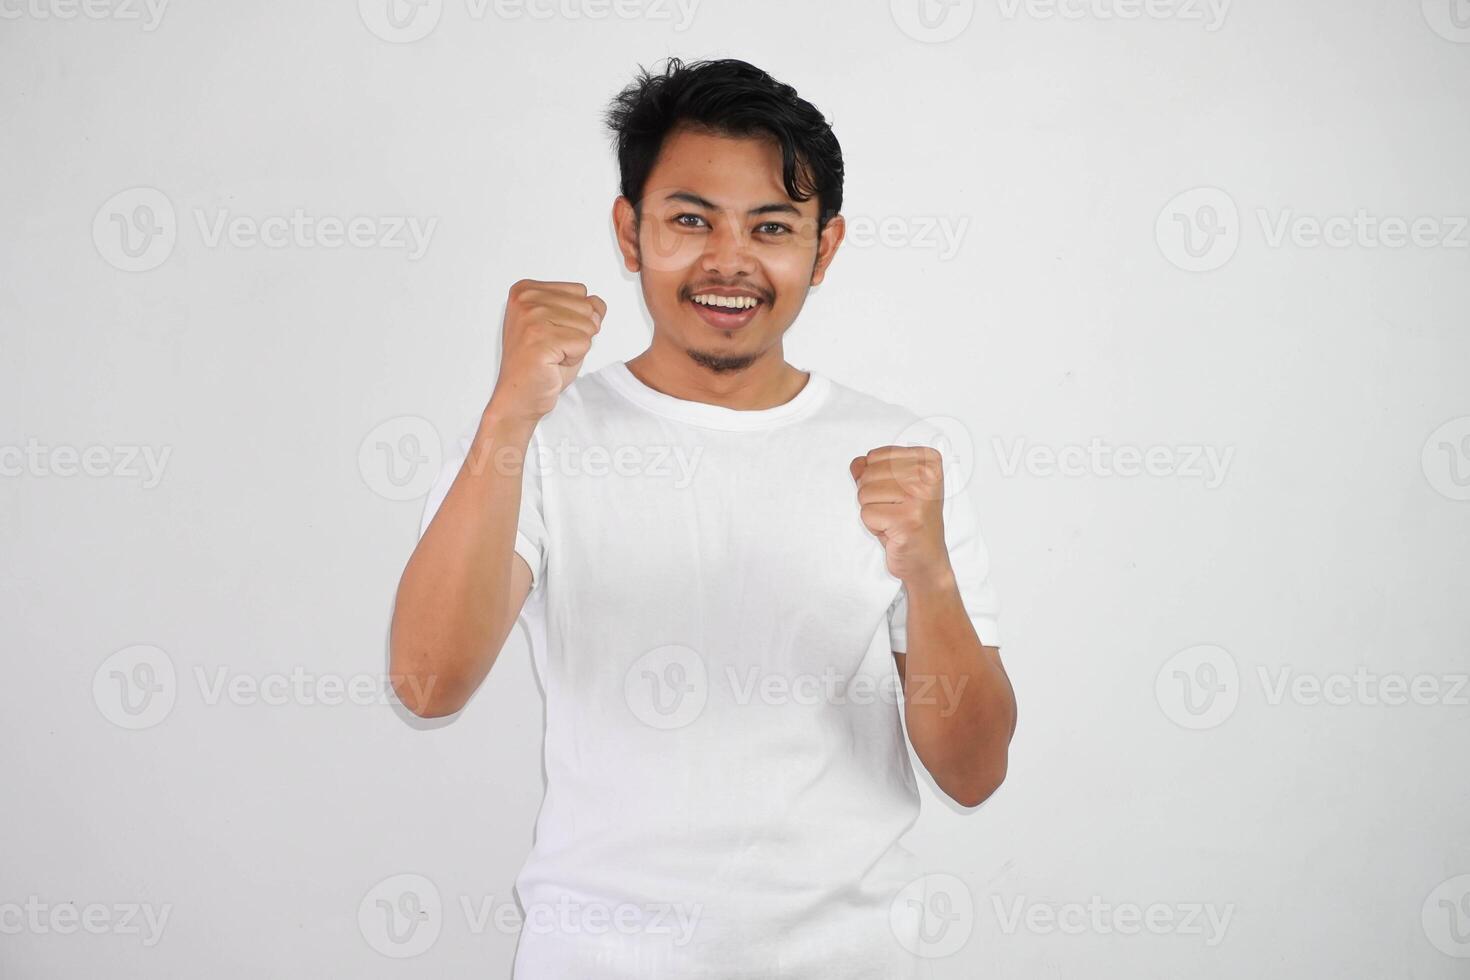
[901,561,958,597]
[463,403,537,480]
[481,398,540,440]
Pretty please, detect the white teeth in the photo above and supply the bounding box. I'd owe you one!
[693,294,759,310]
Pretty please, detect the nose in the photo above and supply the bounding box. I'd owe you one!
[700,210,755,278]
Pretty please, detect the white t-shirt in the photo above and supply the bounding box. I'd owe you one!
[419,360,1001,979]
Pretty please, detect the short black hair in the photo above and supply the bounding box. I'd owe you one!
[603,57,845,232]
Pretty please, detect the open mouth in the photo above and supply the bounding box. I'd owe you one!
[687,292,764,331]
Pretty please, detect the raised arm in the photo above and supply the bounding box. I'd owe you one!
[388,279,604,717]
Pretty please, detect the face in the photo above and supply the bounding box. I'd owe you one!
[613,125,845,372]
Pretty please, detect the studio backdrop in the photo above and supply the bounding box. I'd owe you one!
[2,2,1467,977]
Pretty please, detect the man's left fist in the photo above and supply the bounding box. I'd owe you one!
[850,445,952,588]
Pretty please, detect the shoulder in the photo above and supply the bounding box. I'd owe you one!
[814,370,942,446]
[558,362,627,413]
[526,362,632,441]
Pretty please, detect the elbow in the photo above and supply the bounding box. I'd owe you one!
[389,646,469,719]
[388,605,480,718]
[393,672,466,718]
[949,758,1008,809]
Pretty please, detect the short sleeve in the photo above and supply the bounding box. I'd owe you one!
[887,477,1002,652]
[418,426,549,590]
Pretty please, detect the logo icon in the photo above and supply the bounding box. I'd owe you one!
[1155,644,1239,730]
[359,0,443,43]
[1422,416,1470,501]
[93,187,177,272]
[894,415,977,500]
[890,0,975,43]
[93,645,177,729]
[624,644,708,730]
[890,872,975,958]
[359,416,442,501]
[1422,0,1470,42]
[1156,187,1240,272]
[359,873,443,957]
[1422,874,1470,957]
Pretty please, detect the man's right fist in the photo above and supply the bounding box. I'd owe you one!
[490,279,605,423]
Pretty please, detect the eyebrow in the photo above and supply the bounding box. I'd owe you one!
[663,191,802,218]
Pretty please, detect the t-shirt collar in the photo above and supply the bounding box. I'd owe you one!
[598,360,831,431]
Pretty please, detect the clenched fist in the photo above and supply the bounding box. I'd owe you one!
[489,279,606,424]
[850,446,953,589]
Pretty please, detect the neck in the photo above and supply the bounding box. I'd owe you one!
[625,337,809,411]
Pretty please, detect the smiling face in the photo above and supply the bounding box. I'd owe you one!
[613,125,845,373]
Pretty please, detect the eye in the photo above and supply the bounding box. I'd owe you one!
[757,222,792,236]
[673,213,708,228]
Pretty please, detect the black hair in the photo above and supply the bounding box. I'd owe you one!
[603,57,845,232]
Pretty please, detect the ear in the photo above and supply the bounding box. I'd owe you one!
[810,213,846,287]
[612,196,641,273]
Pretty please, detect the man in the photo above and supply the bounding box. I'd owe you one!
[389,57,1017,979]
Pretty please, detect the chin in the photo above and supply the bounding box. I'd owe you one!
[686,347,759,374]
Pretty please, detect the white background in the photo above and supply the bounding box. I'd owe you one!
[3,0,1469,976]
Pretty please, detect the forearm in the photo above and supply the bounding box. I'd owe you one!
[899,567,1016,807]
[388,404,536,717]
